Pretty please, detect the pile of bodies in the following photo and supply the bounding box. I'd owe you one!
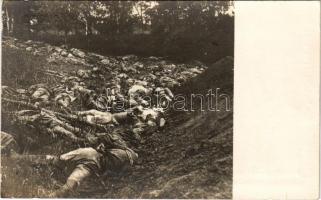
[1,37,207,197]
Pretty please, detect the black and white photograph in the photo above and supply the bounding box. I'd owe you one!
[1,1,234,198]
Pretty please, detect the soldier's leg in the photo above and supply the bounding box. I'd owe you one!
[49,164,92,197]
[51,126,85,144]
[48,147,102,197]
[8,154,60,166]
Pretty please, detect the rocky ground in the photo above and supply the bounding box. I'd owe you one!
[1,37,233,198]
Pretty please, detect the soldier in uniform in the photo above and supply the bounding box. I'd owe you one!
[47,132,138,197]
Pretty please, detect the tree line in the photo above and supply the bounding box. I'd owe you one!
[2,1,234,63]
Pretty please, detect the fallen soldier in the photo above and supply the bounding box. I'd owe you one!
[154,87,174,107]
[76,69,90,79]
[128,84,150,98]
[54,92,76,108]
[76,109,118,125]
[14,109,86,144]
[2,97,39,110]
[75,109,135,126]
[2,132,134,197]
[27,84,51,107]
[134,106,165,123]
[75,87,109,111]
[130,106,166,136]
[1,85,28,100]
[46,132,138,197]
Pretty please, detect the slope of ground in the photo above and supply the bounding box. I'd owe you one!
[1,37,233,198]
[88,56,234,199]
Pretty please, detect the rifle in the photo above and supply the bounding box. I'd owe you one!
[2,98,39,110]
[41,108,109,132]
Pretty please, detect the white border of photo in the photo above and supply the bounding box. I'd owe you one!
[234,1,320,199]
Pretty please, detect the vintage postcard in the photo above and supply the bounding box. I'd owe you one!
[1,1,233,198]
[0,0,319,199]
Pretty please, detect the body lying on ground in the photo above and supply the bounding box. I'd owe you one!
[28,84,51,107]
[76,109,135,125]
[3,130,138,198]
[13,109,85,144]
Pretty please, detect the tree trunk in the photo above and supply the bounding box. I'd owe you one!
[86,19,93,48]
[140,7,144,32]
[64,30,67,45]
[5,6,10,35]
[10,17,14,35]
[85,19,88,36]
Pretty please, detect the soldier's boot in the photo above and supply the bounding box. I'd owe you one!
[48,183,73,198]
